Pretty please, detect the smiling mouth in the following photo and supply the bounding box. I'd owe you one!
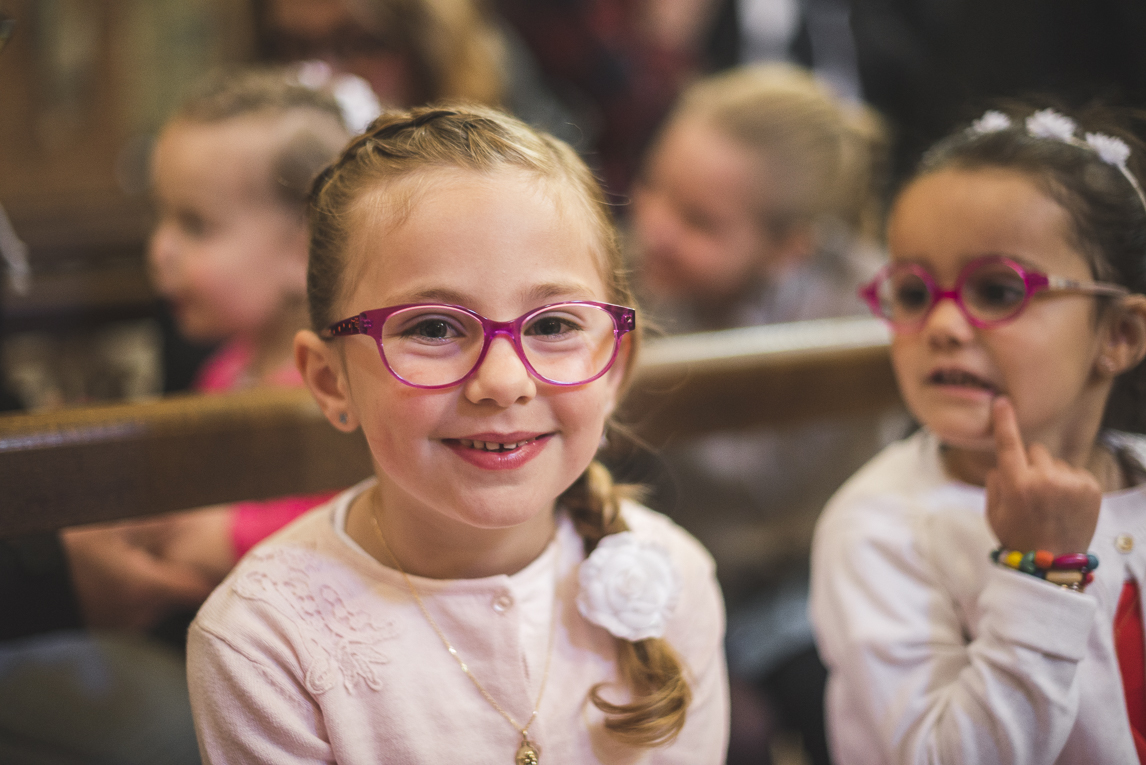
[449,437,542,453]
[928,369,998,392]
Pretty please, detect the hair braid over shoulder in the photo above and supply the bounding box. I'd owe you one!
[560,461,692,746]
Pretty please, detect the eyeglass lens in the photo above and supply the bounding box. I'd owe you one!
[380,304,619,386]
[876,260,1029,327]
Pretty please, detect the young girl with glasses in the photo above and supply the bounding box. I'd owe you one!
[186,106,728,763]
[810,106,1146,764]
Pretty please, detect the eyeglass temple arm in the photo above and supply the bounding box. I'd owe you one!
[1044,276,1129,296]
[324,314,373,338]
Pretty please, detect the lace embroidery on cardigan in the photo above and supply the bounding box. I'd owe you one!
[234,546,398,696]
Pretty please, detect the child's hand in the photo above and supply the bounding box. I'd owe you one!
[985,397,1101,556]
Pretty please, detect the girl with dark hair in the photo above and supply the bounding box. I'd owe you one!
[811,106,1146,763]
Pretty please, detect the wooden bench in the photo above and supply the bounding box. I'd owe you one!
[0,317,901,538]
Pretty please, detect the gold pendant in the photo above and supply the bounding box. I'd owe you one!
[515,737,540,765]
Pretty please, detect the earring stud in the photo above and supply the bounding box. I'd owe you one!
[339,412,348,425]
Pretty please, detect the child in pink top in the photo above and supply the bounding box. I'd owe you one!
[147,69,350,577]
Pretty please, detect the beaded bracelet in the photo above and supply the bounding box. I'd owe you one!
[990,547,1099,591]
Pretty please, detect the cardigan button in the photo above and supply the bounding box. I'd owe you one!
[1116,533,1135,554]
[492,591,514,613]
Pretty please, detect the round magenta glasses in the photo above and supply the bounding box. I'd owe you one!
[324,301,637,388]
[860,255,1128,331]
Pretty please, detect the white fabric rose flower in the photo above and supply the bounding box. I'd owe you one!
[971,110,1011,134]
[1086,132,1132,168]
[1025,109,1077,142]
[577,532,681,641]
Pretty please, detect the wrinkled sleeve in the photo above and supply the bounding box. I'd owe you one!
[810,495,1096,765]
[188,617,333,764]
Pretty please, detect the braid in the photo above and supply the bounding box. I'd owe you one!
[559,461,692,746]
[564,460,629,553]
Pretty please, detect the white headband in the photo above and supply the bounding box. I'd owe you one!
[969,109,1146,214]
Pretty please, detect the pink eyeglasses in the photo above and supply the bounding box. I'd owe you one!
[324,301,636,388]
[860,255,1128,331]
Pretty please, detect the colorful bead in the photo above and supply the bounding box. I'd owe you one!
[1053,553,1090,570]
[1046,569,1085,585]
[991,546,1098,592]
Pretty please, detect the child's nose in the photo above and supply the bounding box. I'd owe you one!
[923,295,975,347]
[463,336,537,407]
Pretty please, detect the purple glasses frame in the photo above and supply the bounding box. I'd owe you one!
[860,255,1128,331]
[324,300,637,389]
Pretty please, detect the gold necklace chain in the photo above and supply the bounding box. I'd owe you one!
[369,510,558,765]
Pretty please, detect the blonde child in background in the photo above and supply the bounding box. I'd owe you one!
[629,63,891,764]
[140,68,352,582]
[186,106,728,763]
[150,68,348,378]
[0,68,352,765]
[631,63,887,332]
[811,106,1146,763]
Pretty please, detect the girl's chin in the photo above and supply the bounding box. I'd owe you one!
[921,418,995,452]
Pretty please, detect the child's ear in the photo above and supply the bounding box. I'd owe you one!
[1098,294,1146,377]
[295,330,359,431]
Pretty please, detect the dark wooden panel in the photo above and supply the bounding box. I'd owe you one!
[0,317,901,537]
[0,387,373,537]
[621,317,901,444]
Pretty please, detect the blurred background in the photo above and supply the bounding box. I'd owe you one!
[4,0,1145,412]
[3,2,1146,763]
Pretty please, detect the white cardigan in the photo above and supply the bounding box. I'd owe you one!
[811,429,1146,765]
[188,481,729,764]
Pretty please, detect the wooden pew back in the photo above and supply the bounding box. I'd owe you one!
[0,317,901,538]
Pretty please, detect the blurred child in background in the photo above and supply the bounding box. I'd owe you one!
[0,69,350,765]
[628,63,893,765]
[143,68,352,583]
[632,62,886,332]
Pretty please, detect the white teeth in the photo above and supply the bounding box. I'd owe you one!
[932,370,994,389]
[457,439,527,452]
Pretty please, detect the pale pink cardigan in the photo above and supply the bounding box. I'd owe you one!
[188,481,729,763]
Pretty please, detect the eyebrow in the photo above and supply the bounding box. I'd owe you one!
[894,251,1032,271]
[398,281,599,307]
